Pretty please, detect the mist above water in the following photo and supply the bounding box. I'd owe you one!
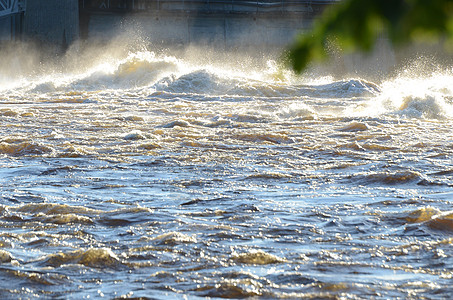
[1,34,452,122]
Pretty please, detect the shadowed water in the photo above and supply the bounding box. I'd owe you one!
[0,48,452,299]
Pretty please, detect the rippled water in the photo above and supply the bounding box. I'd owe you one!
[0,47,452,299]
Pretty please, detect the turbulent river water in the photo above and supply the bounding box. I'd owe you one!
[0,45,452,299]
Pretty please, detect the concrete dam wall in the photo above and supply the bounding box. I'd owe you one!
[1,0,335,51]
[85,11,314,50]
[80,0,331,50]
[23,0,79,48]
[0,14,20,42]
[0,0,25,43]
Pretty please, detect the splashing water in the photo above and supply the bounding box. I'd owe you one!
[0,45,452,299]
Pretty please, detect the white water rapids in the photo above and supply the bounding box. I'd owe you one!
[0,45,452,298]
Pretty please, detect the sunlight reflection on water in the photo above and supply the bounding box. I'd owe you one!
[0,47,452,298]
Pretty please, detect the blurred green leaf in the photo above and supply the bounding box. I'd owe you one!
[288,0,453,72]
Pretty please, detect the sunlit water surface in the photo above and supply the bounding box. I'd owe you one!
[0,49,452,299]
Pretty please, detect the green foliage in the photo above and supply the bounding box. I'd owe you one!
[288,0,453,73]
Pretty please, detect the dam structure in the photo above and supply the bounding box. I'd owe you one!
[0,0,25,42]
[1,0,337,50]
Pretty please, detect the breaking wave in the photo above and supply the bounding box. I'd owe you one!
[396,95,453,119]
[348,170,424,186]
[2,49,453,122]
[405,207,453,232]
[0,142,54,157]
[43,248,122,269]
[5,49,383,98]
[358,71,453,119]
[232,250,286,265]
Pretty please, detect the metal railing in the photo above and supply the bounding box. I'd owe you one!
[0,0,24,18]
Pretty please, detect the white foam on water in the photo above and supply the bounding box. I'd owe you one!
[353,69,453,119]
